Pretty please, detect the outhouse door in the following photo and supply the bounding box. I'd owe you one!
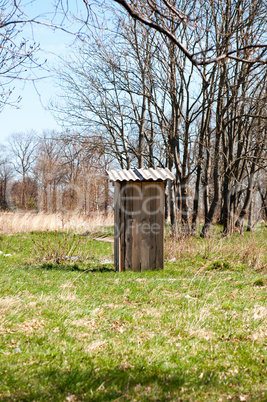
[114,181,164,272]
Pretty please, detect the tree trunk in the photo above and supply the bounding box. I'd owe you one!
[258,184,267,220]
[180,178,190,236]
[200,132,221,237]
[247,198,253,231]
[235,180,255,230]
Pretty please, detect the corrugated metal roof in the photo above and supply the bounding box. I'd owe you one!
[106,168,175,182]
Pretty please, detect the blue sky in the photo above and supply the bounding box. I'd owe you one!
[1,29,68,142]
[0,0,94,143]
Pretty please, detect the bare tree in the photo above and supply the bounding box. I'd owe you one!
[58,134,111,214]
[33,131,66,212]
[113,0,267,81]
[8,132,37,209]
[0,1,41,111]
[0,149,13,209]
[53,18,163,169]
[199,0,267,237]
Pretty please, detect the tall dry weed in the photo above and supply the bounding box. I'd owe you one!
[0,211,114,235]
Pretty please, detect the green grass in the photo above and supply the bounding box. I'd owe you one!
[0,230,266,401]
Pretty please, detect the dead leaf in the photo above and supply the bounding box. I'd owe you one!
[65,395,78,402]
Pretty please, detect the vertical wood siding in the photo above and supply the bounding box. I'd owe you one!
[114,181,164,271]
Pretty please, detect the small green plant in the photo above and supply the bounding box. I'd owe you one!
[253,278,264,286]
[211,260,231,270]
[29,231,80,263]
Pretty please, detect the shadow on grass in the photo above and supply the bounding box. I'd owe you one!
[3,363,265,402]
[37,262,115,273]
[1,364,187,401]
[2,356,266,401]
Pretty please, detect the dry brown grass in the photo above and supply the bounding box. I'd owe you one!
[0,211,114,235]
[165,228,267,271]
[165,226,267,271]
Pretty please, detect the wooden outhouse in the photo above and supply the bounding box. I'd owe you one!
[106,168,175,272]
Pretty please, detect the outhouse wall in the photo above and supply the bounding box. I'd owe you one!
[114,181,164,272]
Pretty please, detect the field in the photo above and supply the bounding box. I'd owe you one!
[0,214,266,401]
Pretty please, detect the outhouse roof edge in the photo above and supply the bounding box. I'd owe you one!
[106,168,175,182]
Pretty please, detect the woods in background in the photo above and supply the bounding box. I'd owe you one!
[1,131,111,216]
[52,0,267,236]
[1,126,265,236]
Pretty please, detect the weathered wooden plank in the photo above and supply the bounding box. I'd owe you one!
[125,182,133,271]
[119,182,126,272]
[149,182,156,270]
[155,182,164,269]
[141,182,151,271]
[114,182,120,271]
[131,182,142,271]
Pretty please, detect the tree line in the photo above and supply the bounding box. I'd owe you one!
[0,131,111,215]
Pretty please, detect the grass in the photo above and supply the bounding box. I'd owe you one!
[0,226,266,401]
